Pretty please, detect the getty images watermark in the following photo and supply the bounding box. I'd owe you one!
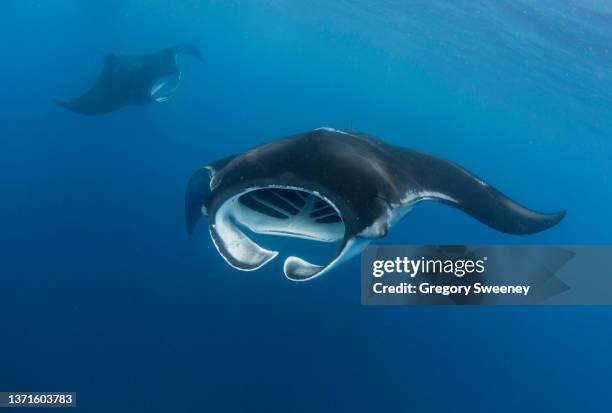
[361,245,612,305]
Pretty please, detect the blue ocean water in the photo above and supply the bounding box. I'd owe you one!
[1,1,611,411]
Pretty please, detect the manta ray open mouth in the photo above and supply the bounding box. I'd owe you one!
[210,186,347,280]
[150,54,183,103]
[150,74,181,103]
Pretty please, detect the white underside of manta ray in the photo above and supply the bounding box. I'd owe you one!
[185,128,565,281]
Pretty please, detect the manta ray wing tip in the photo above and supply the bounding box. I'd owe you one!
[550,209,567,226]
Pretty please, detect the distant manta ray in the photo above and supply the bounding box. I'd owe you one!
[55,44,203,115]
[185,128,566,281]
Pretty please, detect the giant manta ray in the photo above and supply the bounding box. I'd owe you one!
[186,128,565,281]
[56,44,202,115]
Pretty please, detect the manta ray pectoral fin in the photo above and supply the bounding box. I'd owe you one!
[185,168,212,234]
[398,148,566,234]
[55,52,126,115]
[283,238,371,281]
[185,155,238,234]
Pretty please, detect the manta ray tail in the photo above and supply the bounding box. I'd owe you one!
[399,148,566,234]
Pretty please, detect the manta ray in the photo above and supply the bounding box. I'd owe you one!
[55,44,202,115]
[185,128,565,281]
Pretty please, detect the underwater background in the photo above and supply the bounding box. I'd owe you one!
[1,0,611,411]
